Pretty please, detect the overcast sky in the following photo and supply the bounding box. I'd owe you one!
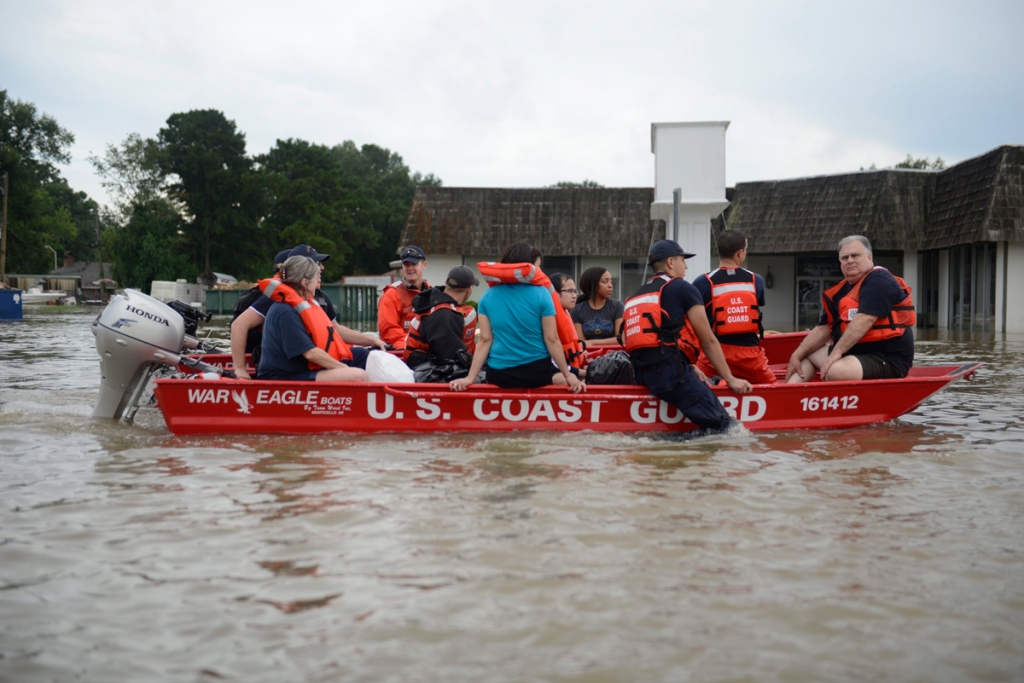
[4,0,1023,207]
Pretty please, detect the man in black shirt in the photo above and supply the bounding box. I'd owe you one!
[404,266,478,369]
[786,235,915,382]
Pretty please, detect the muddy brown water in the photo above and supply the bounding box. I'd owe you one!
[1,308,1023,682]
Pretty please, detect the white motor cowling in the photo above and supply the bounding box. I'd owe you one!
[92,289,188,420]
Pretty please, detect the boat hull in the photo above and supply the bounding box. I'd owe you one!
[153,363,980,436]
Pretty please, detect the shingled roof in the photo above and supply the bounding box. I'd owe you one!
[400,187,664,256]
[924,145,1024,248]
[401,146,1024,258]
[718,145,1024,253]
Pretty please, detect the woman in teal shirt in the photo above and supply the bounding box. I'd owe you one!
[450,243,585,393]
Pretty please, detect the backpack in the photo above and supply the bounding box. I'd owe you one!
[585,350,635,385]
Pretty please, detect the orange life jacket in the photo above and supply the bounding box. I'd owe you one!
[383,279,428,334]
[259,278,353,369]
[477,262,586,368]
[622,275,700,364]
[402,302,478,361]
[458,304,477,354]
[703,269,762,338]
[823,267,915,344]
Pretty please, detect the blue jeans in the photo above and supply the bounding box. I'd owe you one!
[634,357,732,432]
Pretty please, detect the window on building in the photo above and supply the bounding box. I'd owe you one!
[949,243,996,331]
[540,256,576,281]
[621,259,649,301]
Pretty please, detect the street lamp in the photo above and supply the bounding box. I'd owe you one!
[46,245,58,272]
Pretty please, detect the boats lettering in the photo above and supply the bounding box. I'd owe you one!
[799,395,859,411]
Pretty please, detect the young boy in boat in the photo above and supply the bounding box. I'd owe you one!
[693,229,776,385]
[378,245,430,351]
[403,266,479,370]
[230,244,363,379]
[786,235,915,383]
[623,240,752,432]
[257,256,385,382]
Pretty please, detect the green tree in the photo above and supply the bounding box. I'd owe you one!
[104,198,196,291]
[549,180,603,188]
[894,153,945,170]
[89,132,165,225]
[332,141,441,275]
[256,138,374,280]
[0,89,99,274]
[156,110,254,273]
[861,154,946,172]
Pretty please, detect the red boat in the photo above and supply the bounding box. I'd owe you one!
[153,363,980,436]
[94,291,977,436]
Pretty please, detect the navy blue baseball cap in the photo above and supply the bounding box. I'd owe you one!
[288,244,329,262]
[648,239,696,265]
[273,249,292,270]
[400,245,427,263]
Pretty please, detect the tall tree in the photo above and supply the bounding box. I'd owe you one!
[89,132,165,225]
[332,141,441,275]
[0,89,98,274]
[257,139,376,280]
[103,198,196,291]
[156,110,253,273]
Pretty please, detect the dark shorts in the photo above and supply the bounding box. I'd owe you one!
[347,346,370,370]
[854,353,907,380]
[486,357,555,388]
[260,346,370,381]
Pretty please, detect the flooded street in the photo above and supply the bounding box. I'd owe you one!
[2,308,1023,682]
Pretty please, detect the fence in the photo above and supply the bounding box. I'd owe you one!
[205,284,378,324]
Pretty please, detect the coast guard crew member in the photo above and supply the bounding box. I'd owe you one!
[378,245,430,350]
[693,229,776,384]
[623,240,752,433]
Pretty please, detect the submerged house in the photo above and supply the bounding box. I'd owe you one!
[399,138,1024,333]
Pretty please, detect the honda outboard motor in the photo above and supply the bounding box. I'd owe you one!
[92,289,227,421]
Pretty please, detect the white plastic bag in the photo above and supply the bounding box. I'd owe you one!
[365,350,415,383]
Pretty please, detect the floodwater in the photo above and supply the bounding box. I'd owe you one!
[1,308,1023,683]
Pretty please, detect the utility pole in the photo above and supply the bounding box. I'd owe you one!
[95,211,106,302]
[1,171,8,285]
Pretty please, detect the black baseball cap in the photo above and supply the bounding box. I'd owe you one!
[400,245,427,263]
[648,239,696,265]
[288,244,329,262]
[445,266,479,289]
[273,250,292,270]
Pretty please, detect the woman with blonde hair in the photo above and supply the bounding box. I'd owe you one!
[258,256,379,381]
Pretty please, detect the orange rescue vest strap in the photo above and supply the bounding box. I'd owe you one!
[259,278,352,369]
[477,262,586,368]
[823,267,915,344]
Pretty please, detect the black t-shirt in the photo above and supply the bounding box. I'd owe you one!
[631,275,705,366]
[817,269,914,375]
